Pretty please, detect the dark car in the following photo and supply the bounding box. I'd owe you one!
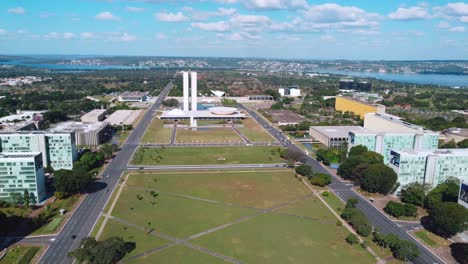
[71,235,77,240]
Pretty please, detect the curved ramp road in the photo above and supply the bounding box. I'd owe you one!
[239,104,444,264]
[39,81,173,264]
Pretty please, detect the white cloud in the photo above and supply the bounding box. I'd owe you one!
[302,4,378,24]
[156,33,168,40]
[434,2,468,17]
[182,7,237,21]
[448,26,465,32]
[95,11,120,21]
[437,21,450,28]
[217,8,237,17]
[388,6,431,20]
[244,0,307,10]
[192,21,230,32]
[80,32,94,39]
[63,32,76,39]
[320,35,335,41]
[218,31,260,41]
[8,7,25,14]
[0,29,7,35]
[154,12,188,22]
[215,0,238,4]
[119,33,136,42]
[461,16,468,23]
[126,6,145,12]
[338,29,380,35]
[230,14,272,31]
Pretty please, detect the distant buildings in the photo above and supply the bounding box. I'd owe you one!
[309,126,369,148]
[335,96,386,119]
[389,149,468,192]
[247,95,274,101]
[279,86,301,97]
[80,109,107,123]
[0,131,77,170]
[442,127,468,143]
[0,110,46,131]
[51,121,112,146]
[339,79,371,91]
[210,90,226,97]
[0,76,49,86]
[118,91,149,102]
[0,152,46,203]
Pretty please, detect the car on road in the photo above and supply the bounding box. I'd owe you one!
[71,235,77,240]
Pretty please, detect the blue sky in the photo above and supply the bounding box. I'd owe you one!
[0,0,467,59]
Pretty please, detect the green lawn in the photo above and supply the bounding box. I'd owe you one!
[192,213,375,264]
[30,195,80,235]
[127,245,227,264]
[111,188,256,238]
[0,246,40,264]
[102,170,376,263]
[276,196,338,222]
[141,118,173,144]
[176,127,242,144]
[321,191,345,213]
[99,218,169,259]
[90,215,105,238]
[414,230,440,247]
[132,146,285,165]
[126,170,309,209]
[237,118,275,143]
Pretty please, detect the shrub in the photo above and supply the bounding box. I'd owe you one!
[322,191,329,197]
[309,173,331,187]
[295,165,311,176]
[345,234,359,245]
[341,208,372,237]
[346,197,358,208]
[384,201,418,217]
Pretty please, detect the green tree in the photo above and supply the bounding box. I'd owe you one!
[440,139,458,149]
[425,178,460,209]
[54,168,92,197]
[337,156,363,180]
[360,164,397,195]
[264,89,281,101]
[309,173,331,186]
[384,201,417,217]
[348,145,368,156]
[68,237,135,264]
[23,190,30,207]
[9,192,23,205]
[295,164,311,176]
[345,234,359,245]
[450,243,468,264]
[100,144,115,159]
[429,202,468,237]
[392,240,420,261]
[457,138,468,148]
[341,208,372,237]
[346,197,359,208]
[400,182,427,206]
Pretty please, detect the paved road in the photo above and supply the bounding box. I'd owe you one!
[38,81,174,264]
[240,104,444,264]
[127,163,286,170]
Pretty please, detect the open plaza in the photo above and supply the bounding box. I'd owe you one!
[92,169,375,264]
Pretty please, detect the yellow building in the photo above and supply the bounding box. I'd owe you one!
[335,96,385,119]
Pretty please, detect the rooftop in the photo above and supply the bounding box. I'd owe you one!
[337,95,382,107]
[310,126,371,138]
[0,130,72,135]
[0,152,41,159]
[160,109,247,119]
[119,91,149,98]
[395,148,468,156]
[368,113,435,133]
[444,127,468,137]
[81,109,107,119]
[50,121,109,133]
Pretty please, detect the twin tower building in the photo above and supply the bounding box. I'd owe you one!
[182,71,198,112]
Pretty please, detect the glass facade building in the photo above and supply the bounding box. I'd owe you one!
[389,149,468,192]
[0,132,77,170]
[0,152,46,203]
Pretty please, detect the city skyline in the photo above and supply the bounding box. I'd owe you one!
[0,0,467,60]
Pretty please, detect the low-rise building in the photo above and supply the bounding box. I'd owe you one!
[0,152,46,203]
[248,95,274,101]
[335,96,385,119]
[279,86,301,97]
[50,122,111,146]
[105,110,142,126]
[81,109,107,123]
[118,91,149,102]
[309,126,369,148]
[389,149,468,192]
[364,113,429,133]
[0,131,77,170]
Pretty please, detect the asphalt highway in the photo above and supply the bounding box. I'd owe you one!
[39,81,173,264]
[239,104,444,264]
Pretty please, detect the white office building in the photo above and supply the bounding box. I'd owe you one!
[279,86,301,97]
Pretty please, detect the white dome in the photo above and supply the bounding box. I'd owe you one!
[208,107,238,115]
[167,108,186,116]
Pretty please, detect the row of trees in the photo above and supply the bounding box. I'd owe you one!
[400,179,468,237]
[337,146,397,195]
[279,121,312,131]
[383,201,418,218]
[372,232,420,261]
[341,198,372,237]
[294,164,331,187]
[54,151,106,198]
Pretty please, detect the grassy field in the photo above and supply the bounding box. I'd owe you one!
[127,245,227,264]
[126,170,309,209]
[95,170,376,263]
[30,195,80,235]
[193,213,374,264]
[132,146,284,165]
[0,246,40,264]
[141,118,173,144]
[99,218,169,259]
[321,191,345,213]
[176,127,242,144]
[414,229,448,247]
[237,118,275,143]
